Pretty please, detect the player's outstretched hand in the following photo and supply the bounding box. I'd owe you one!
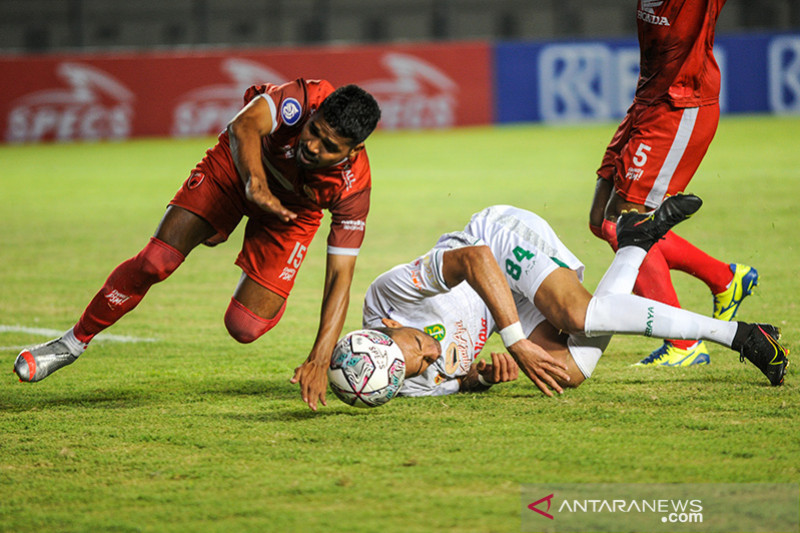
[290,360,328,411]
[246,179,298,223]
[476,352,520,384]
[507,339,570,397]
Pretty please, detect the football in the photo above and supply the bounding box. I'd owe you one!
[328,329,406,408]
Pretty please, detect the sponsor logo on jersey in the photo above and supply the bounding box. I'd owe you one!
[6,62,134,143]
[447,320,473,374]
[342,166,355,190]
[422,254,437,286]
[280,97,302,126]
[341,220,365,232]
[187,170,205,189]
[172,59,288,137]
[625,167,644,181]
[638,0,670,26]
[410,259,423,290]
[104,289,130,307]
[444,342,460,374]
[473,318,488,356]
[424,324,446,342]
[279,266,297,281]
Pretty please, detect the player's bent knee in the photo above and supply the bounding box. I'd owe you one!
[567,334,609,381]
[224,297,285,344]
[136,237,185,285]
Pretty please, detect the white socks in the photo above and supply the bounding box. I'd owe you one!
[62,327,89,357]
[583,247,738,347]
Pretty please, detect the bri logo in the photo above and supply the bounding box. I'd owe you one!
[528,494,555,520]
[281,97,302,126]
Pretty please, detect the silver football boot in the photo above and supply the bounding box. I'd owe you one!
[14,335,84,382]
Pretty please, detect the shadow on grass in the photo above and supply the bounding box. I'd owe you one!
[0,387,149,411]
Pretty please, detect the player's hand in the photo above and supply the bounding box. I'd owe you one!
[290,360,328,411]
[507,339,570,397]
[476,352,520,384]
[246,179,297,223]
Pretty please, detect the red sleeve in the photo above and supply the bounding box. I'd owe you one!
[327,187,370,255]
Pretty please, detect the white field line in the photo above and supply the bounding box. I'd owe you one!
[0,324,157,350]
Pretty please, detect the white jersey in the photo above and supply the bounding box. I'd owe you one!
[362,205,584,397]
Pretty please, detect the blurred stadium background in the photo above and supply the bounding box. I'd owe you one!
[1,0,799,51]
[1,2,798,144]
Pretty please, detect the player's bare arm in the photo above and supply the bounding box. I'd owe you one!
[440,246,570,395]
[589,177,613,231]
[227,97,297,222]
[291,253,358,411]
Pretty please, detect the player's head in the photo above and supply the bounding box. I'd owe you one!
[372,321,442,378]
[319,84,381,145]
[295,85,380,170]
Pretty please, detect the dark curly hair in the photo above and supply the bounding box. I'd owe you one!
[318,85,381,145]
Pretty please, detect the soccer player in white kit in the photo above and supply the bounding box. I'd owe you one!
[361,195,788,397]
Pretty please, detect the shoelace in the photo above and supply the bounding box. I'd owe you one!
[639,345,668,365]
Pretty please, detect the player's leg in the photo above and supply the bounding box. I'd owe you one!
[583,202,788,385]
[224,274,287,343]
[656,231,759,320]
[14,206,217,382]
[223,209,322,343]
[14,145,246,383]
[590,105,633,237]
[603,103,732,365]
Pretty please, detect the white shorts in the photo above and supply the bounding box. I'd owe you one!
[461,205,585,336]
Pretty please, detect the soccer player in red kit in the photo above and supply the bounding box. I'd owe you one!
[589,0,758,366]
[14,78,381,411]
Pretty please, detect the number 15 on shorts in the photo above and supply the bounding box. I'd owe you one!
[288,242,307,268]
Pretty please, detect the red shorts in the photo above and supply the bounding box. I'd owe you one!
[170,136,322,298]
[597,101,719,208]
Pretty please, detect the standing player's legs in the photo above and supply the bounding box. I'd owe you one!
[600,102,755,366]
[536,196,788,386]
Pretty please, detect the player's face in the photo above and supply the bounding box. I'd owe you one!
[295,113,361,170]
[384,327,442,378]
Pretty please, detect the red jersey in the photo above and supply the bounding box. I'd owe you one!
[244,78,371,254]
[634,0,727,108]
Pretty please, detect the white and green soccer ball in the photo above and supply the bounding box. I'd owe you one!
[328,330,405,408]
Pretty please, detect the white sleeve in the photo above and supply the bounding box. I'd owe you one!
[399,372,461,397]
[362,231,485,328]
[258,94,278,134]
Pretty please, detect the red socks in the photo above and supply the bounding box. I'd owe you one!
[224,298,286,344]
[73,237,185,343]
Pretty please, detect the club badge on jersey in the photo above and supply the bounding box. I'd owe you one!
[280,98,302,126]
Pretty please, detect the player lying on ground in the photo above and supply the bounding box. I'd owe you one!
[359,195,788,397]
[13,79,381,411]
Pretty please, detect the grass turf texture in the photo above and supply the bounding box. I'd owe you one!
[1,115,798,532]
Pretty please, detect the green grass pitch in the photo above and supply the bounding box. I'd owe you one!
[1,115,798,532]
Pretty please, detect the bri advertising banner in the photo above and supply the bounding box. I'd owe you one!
[0,41,492,143]
[495,32,800,124]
